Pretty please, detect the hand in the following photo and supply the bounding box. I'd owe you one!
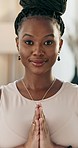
[38,104,65,148]
[38,105,52,148]
[15,106,40,148]
[24,105,40,148]
[15,104,65,148]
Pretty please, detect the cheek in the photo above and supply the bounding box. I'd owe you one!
[19,45,31,58]
[46,46,59,58]
[19,51,29,68]
[46,47,59,65]
[49,53,58,63]
[49,52,57,66]
[19,40,31,56]
[19,50,30,66]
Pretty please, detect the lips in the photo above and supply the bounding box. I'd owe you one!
[28,59,48,67]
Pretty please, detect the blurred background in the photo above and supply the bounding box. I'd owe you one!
[0,0,78,85]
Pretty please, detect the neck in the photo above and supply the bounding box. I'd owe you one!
[23,70,54,90]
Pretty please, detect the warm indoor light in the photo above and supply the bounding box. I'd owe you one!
[0,22,17,53]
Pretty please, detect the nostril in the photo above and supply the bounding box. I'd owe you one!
[33,49,45,56]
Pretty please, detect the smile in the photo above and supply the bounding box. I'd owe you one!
[29,59,48,67]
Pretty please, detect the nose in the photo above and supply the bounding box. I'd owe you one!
[33,43,44,56]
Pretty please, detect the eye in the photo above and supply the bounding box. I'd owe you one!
[44,40,54,45]
[25,40,34,45]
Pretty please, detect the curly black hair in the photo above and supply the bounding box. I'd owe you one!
[14,0,67,36]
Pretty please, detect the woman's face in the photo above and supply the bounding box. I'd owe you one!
[16,17,63,75]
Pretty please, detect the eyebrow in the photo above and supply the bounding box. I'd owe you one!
[22,33,54,38]
[23,34,33,38]
[44,33,55,38]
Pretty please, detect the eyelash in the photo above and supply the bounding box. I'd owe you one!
[24,40,54,46]
[24,40,34,45]
[44,40,54,45]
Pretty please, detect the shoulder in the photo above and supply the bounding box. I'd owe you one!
[61,82,78,110]
[63,81,78,90]
[0,81,17,100]
[62,81,78,101]
[61,82,78,99]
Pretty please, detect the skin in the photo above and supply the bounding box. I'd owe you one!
[0,17,64,148]
[16,104,65,148]
[15,17,64,148]
[16,17,63,77]
[16,17,63,90]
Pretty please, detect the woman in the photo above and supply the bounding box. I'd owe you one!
[0,0,78,148]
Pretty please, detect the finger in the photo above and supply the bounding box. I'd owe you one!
[36,103,42,108]
[35,119,40,136]
[39,107,46,132]
[35,103,43,120]
[39,108,44,129]
[39,117,50,141]
[32,107,40,131]
[35,106,40,120]
[29,120,37,137]
[39,108,49,135]
[39,106,45,120]
[31,110,37,132]
[31,119,40,139]
[25,119,39,148]
[32,107,39,123]
[39,117,44,131]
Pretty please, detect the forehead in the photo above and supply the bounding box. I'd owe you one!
[19,17,59,37]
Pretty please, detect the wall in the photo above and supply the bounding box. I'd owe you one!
[0,0,76,85]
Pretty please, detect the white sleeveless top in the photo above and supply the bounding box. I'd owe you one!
[0,81,78,148]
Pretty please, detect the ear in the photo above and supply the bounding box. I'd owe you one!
[15,37,19,51]
[59,39,63,53]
